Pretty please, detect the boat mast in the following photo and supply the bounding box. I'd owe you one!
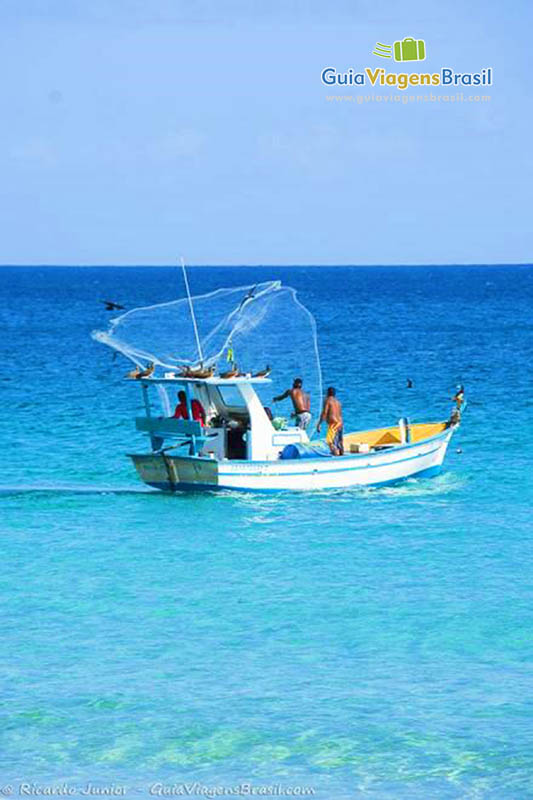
[180,255,204,364]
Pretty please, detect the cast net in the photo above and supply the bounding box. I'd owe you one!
[92,280,323,422]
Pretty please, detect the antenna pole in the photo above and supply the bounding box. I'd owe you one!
[180,256,204,363]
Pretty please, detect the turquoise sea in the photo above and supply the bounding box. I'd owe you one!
[1,265,533,799]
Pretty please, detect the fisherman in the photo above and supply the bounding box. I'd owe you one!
[173,390,206,425]
[273,378,311,430]
[317,387,344,456]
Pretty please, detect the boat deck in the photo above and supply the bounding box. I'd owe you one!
[343,421,447,453]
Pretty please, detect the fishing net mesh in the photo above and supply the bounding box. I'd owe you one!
[92,281,323,421]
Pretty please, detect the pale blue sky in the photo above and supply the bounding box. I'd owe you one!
[1,1,531,265]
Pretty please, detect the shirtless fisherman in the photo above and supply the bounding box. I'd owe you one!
[317,387,344,456]
[273,378,311,430]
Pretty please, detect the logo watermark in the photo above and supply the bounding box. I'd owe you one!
[373,37,426,62]
[0,783,316,799]
[322,37,493,95]
[325,92,491,105]
[322,66,493,90]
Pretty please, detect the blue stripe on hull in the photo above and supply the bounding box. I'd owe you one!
[219,443,442,478]
[410,465,442,480]
[144,464,443,494]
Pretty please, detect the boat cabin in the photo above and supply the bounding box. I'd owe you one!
[135,375,309,462]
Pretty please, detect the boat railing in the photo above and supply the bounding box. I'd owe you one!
[135,416,212,455]
[135,417,204,438]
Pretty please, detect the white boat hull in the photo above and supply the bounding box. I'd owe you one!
[130,428,454,492]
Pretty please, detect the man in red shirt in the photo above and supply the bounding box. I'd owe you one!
[173,390,206,425]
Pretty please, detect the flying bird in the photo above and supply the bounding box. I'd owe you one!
[238,285,257,312]
[102,300,126,311]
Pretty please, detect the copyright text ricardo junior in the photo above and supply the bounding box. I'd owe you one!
[0,783,316,797]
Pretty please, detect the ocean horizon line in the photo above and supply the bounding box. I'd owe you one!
[1,262,532,269]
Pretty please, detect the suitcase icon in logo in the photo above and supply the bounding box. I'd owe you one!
[393,38,426,62]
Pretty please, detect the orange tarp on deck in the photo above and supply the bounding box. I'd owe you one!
[344,422,447,451]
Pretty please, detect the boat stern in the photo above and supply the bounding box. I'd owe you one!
[129,453,219,491]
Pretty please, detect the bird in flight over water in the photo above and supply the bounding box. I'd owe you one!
[102,300,126,311]
[238,285,257,312]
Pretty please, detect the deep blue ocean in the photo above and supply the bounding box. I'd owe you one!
[1,266,533,799]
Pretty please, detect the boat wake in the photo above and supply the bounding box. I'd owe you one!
[208,470,467,503]
[0,483,155,498]
[1,472,466,503]
[367,470,467,498]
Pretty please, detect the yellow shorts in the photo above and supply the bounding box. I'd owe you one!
[326,422,343,451]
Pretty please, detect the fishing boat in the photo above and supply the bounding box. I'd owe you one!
[128,374,458,492]
[93,269,461,493]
